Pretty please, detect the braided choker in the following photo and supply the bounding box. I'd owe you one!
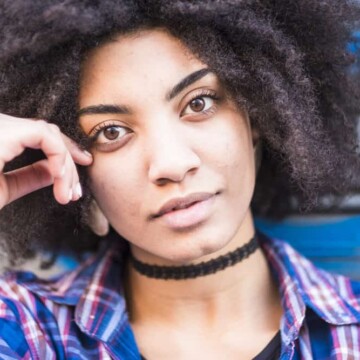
[129,234,259,280]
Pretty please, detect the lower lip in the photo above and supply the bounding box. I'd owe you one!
[157,195,217,230]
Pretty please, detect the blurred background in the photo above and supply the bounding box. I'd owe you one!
[256,213,360,280]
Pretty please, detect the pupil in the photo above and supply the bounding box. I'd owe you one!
[104,127,119,140]
[190,98,205,112]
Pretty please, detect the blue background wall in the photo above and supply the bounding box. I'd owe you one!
[255,215,360,280]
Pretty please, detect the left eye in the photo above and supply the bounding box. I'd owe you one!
[96,125,129,144]
[183,96,214,115]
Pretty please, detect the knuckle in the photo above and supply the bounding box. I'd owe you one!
[49,123,61,134]
[36,119,49,131]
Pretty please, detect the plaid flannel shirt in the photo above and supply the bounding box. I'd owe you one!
[0,232,359,359]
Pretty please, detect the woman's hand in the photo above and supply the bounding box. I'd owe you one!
[0,113,93,210]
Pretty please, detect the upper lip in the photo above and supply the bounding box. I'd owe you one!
[151,192,215,219]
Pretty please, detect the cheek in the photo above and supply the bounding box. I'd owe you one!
[204,114,254,184]
[209,116,256,234]
[87,155,144,223]
[206,114,256,227]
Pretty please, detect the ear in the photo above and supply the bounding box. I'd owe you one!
[88,200,109,236]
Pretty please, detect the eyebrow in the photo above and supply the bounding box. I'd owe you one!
[78,104,130,116]
[166,68,211,101]
[78,68,212,116]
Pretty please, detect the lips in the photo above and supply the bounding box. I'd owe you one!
[151,192,215,219]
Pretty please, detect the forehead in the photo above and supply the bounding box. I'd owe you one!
[79,29,206,107]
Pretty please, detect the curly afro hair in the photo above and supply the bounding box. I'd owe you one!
[0,0,359,263]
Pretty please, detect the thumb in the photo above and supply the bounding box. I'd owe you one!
[2,160,53,207]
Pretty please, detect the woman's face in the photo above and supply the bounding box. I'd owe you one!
[79,29,257,264]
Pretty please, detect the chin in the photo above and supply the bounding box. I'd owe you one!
[159,236,230,266]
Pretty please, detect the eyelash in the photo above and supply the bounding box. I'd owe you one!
[86,121,130,153]
[89,121,127,139]
[181,89,220,117]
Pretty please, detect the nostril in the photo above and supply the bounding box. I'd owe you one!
[156,178,170,186]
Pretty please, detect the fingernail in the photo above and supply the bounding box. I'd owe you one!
[69,189,73,201]
[83,150,92,157]
[75,183,82,198]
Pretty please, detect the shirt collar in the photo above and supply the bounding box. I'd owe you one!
[13,250,104,306]
[260,232,360,344]
[74,242,140,358]
[16,238,140,358]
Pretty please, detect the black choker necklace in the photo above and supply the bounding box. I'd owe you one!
[129,234,259,280]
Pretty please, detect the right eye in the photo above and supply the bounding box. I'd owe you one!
[87,121,134,152]
[96,125,128,143]
[90,123,131,145]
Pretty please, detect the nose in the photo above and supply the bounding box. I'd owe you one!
[147,123,201,186]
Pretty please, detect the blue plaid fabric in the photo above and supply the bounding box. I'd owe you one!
[0,233,359,359]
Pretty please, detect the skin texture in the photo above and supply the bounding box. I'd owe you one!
[79,29,257,265]
[79,29,282,359]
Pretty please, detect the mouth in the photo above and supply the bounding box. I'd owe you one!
[151,191,220,230]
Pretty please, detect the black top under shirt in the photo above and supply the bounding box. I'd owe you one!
[253,331,281,360]
[140,330,281,360]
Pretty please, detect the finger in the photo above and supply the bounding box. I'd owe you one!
[71,163,83,201]
[18,121,69,179]
[52,152,76,204]
[0,119,80,179]
[46,128,83,203]
[66,155,81,202]
[3,160,53,205]
[60,133,93,166]
[4,157,78,206]
[66,149,83,201]
[0,118,85,204]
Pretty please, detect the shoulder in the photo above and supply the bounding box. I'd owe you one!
[278,236,360,301]
[260,233,360,322]
[0,269,85,359]
[0,245,119,359]
[0,270,67,359]
[260,234,360,357]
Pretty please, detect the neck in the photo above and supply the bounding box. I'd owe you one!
[125,212,282,334]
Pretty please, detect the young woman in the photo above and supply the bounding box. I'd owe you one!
[0,1,359,359]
